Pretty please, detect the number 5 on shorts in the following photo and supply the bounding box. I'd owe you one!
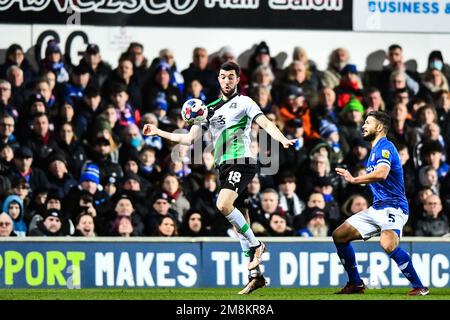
[388,213,395,223]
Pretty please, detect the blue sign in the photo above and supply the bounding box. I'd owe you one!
[0,240,448,288]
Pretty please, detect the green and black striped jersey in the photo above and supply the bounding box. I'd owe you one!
[201,93,263,165]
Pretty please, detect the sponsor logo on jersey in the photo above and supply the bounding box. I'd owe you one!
[382,149,390,159]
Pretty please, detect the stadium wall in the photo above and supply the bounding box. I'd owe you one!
[0,237,449,289]
[0,24,449,75]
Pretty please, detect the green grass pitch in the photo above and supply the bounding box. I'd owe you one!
[0,288,449,300]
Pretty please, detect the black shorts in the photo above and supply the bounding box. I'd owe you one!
[218,161,257,205]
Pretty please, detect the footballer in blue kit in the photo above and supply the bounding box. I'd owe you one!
[334,111,429,296]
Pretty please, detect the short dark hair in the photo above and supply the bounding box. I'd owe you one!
[33,112,48,121]
[220,61,240,77]
[278,171,296,184]
[118,53,134,65]
[365,86,381,95]
[111,82,128,95]
[6,44,23,57]
[388,44,402,52]
[396,142,408,152]
[421,140,444,156]
[128,42,143,51]
[394,87,409,95]
[367,111,391,133]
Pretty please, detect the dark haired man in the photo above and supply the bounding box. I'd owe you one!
[334,111,428,296]
[143,61,295,294]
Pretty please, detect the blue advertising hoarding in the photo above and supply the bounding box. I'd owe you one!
[0,239,448,288]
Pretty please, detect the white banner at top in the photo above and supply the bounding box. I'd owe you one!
[353,0,450,33]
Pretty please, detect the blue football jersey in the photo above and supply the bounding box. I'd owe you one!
[366,137,409,214]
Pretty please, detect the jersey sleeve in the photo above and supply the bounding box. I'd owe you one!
[375,144,393,168]
[245,97,263,121]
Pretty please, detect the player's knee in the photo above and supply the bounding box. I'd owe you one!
[332,229,345,243]
[216,201,231,214]
[380,241,397,254]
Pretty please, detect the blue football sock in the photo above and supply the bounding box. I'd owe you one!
[335,242,362,284]
[389,247,424,288]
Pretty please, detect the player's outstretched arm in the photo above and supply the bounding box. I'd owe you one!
[142,123,202,146]
[254,115,296,149]
[336,165,390,184]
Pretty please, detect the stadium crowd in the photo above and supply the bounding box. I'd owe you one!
[0,40,449,238]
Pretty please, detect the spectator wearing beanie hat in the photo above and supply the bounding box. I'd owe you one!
[29,189,73,236]
[28,189,60,231]
[28,93,47,114]
[427,50,450,82]
[80,162,100,186]
[28,208,64,236]
[335,64,364,108]
[145,191,180,235]
[39,40,69,83]
[339,96,365,154]
[55,97,85,139]
[142,59,182,116]
[319,119,339,139]
[342,96,365,115]
[319,119,343,165]
[248,41,279,77]
[296,207,329,237]
[47,151,77,198]
[63,161,110,224]
[120,171,151,217]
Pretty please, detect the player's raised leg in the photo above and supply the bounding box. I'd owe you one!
[380,230,429,296]
[216,188,266,271]
[236,206,266,294]
[332,222,366,294]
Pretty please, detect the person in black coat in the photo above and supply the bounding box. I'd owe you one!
[87,136,123,182]
[179,209,210,236]
[24,112,60,170]
[102,54,142,109]
[144,191,180,236]
[62,162,110,224]
[46,151,78,199]
[79,44,112,88]
[28,209,65,237]
[141,61,182,115]
[56,122,88,179]
[181,47,220,102]
[0,44,37,85]
[6,146,50,199]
